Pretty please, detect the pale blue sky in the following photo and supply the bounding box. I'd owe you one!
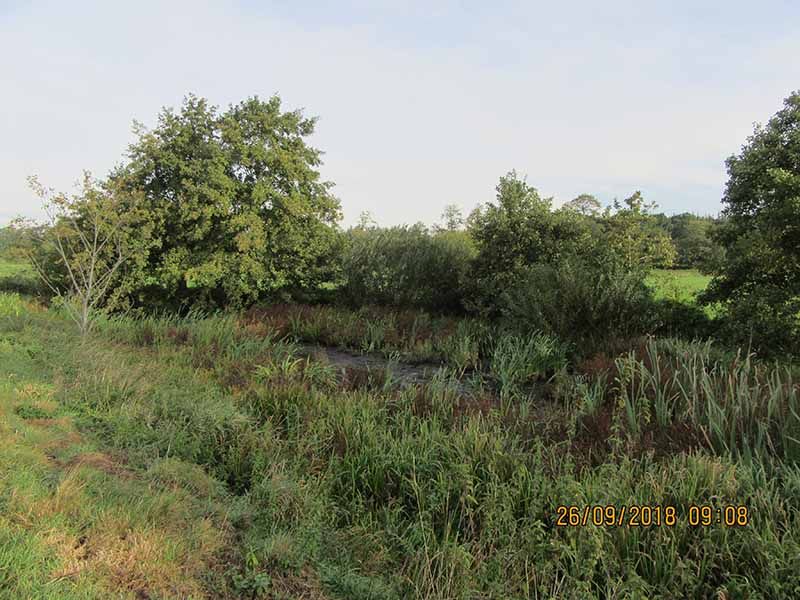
[1,0,799,225]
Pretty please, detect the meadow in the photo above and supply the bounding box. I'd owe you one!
[646,269,711,304]
[2,259,799,599]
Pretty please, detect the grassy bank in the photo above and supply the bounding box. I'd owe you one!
[2,292,799,598]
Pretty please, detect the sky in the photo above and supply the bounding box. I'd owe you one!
[1,0,799,227]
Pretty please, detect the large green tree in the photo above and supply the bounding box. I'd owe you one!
[467,171,593,310]
[112,94,341,310]
[704,91,800,353]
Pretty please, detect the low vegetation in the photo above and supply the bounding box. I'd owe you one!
[1,291,799,598]
[1,89,798,598]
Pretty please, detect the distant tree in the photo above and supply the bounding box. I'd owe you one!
[355,211,377,231]
[110,94,341,310]
[703,90,800,354]
[665,213,723,270]
[0,224,35,260]
[563,193,602,216]
[437,204,465,231]
[601,191,676,270]
[0,227,13,256]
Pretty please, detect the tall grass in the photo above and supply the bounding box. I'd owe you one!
[614,338,800,465]
[490,332,568,395]
[5,293,800,598]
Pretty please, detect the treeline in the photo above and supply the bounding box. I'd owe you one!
[559,194,723,270]
[0,226,29,259]
[6,90,800,357]
[652,212,722,269]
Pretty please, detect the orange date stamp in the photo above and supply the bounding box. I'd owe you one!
[555,505,750,527]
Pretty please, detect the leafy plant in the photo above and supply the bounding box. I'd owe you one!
[489,332,567,394]
[499,258,655,356]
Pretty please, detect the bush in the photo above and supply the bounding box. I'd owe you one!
[498,259,655,355]
[713,291,800,359]
[0,271,44,297]
[466,172,593,312]
[338,225,475,311]
[652,298,715,341]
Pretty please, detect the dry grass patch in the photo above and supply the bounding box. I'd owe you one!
[46,516,220,599]
[63,451,133,479]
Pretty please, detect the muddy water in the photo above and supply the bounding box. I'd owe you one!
[297,345,554,410]
[298,344,474,392]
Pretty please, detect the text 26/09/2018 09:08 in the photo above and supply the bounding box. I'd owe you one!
[556,505,750,528]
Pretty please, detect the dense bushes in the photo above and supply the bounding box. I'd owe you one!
[497,259,656,355]
[467,172,594,311]
[714,292,800,358]
[338,225,475,311]
[652,298,714,340]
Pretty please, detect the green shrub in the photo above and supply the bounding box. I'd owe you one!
[489,332,567,394]
[712,291,800,358]
[339,225,476,311]
[498,259,656,355]
[466,172,594,313]
[653,298,715,340]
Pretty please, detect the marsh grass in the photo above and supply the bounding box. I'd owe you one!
[3,293,800,598]
[612,338,800,466]
[489,331,568,396]
[248,303,490,369]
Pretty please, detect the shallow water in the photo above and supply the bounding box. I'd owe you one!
[298,344,475,393]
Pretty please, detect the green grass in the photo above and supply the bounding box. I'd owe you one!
[647,269,712,304]
[2,293,800,598]
[0,257,41,296]
[0,295,234,599]
[0,257,34,277]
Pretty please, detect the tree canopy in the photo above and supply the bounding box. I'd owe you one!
[466,172,594,309]
[704,90,800,353]
[111,94,341,310]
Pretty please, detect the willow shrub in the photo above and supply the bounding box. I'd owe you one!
[338,226,476,312]
[498,258,656,356]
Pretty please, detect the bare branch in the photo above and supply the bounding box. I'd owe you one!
[26,175,130,338]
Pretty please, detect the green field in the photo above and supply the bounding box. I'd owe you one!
[646,269,712,304]
[0,259,31,278]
